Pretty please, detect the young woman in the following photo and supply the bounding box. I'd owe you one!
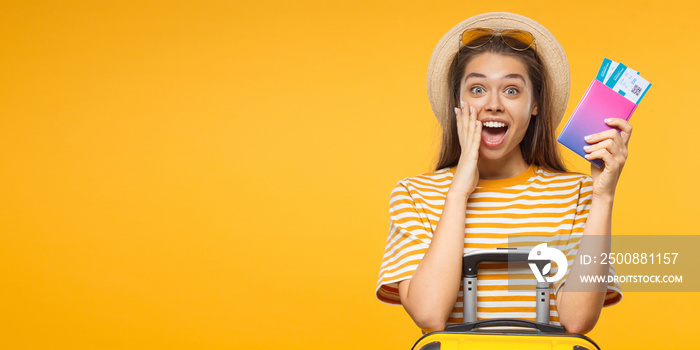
[376,12,628,334]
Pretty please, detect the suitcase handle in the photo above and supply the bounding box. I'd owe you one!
[445,319,565,333]
[461,248,553,324]
[462,247,548,276]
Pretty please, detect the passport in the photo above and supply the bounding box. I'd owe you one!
[558,59,651,167]
[557,79,638,168]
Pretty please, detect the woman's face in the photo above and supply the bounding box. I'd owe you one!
[459,52,538,162]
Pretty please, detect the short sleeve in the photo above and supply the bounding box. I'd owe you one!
[553,176,623,307]
[375,180,434,305]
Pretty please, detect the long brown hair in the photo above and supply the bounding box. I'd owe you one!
[433,37,567,173]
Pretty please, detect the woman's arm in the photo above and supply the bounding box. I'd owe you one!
[398,102,481,333]
[397,189,469,332]
[556,118,632,334]
[555,196,612,334]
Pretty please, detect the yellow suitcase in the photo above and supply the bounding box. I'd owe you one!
[411,249,601,350]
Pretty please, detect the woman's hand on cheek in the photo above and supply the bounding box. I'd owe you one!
[453,101,482,195]
[583,118,633,200]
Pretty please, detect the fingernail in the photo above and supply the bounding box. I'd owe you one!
[460,101,465,108]
[584,135,592,141]
[584,154,591,159]
[454,107,460,115]
[469,106,473,114]
[583,145,591,151]
[604,118,611,123]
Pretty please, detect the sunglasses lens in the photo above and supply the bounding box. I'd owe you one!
[462,28,494,48]
[501,30,534,50]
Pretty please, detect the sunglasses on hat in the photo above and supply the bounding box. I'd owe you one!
[460,28,535,51]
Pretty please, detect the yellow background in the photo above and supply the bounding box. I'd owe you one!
[1,0,698,349]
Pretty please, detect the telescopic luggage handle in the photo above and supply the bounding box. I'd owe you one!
[462,247,530,276]
[461,248,552,324]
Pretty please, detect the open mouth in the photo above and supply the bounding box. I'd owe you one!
[481,121,508,147]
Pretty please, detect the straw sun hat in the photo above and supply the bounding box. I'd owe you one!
[427,12,570,128]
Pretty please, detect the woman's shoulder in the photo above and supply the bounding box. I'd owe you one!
[397,167,454,185]
[392,167,455,195]
[532,166,592,185]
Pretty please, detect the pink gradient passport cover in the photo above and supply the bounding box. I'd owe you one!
[557,79,637,168]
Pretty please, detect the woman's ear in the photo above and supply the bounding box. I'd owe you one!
[531,102,539,116]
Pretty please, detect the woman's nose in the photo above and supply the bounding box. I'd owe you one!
[485,92,504,113]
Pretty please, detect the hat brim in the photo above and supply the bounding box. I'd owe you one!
[427,12,570,128]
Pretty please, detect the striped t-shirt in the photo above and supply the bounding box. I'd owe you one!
[376,164,622,326]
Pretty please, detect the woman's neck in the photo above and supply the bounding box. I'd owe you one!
[478,151,529,180]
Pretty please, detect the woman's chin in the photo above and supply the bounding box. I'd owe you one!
[478,142,519,162]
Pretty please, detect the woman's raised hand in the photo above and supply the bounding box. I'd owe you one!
[452,101,482,196]
[583,118,632,200]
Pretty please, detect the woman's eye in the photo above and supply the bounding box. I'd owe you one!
[470,86,484,94]
[505,87,519,95]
